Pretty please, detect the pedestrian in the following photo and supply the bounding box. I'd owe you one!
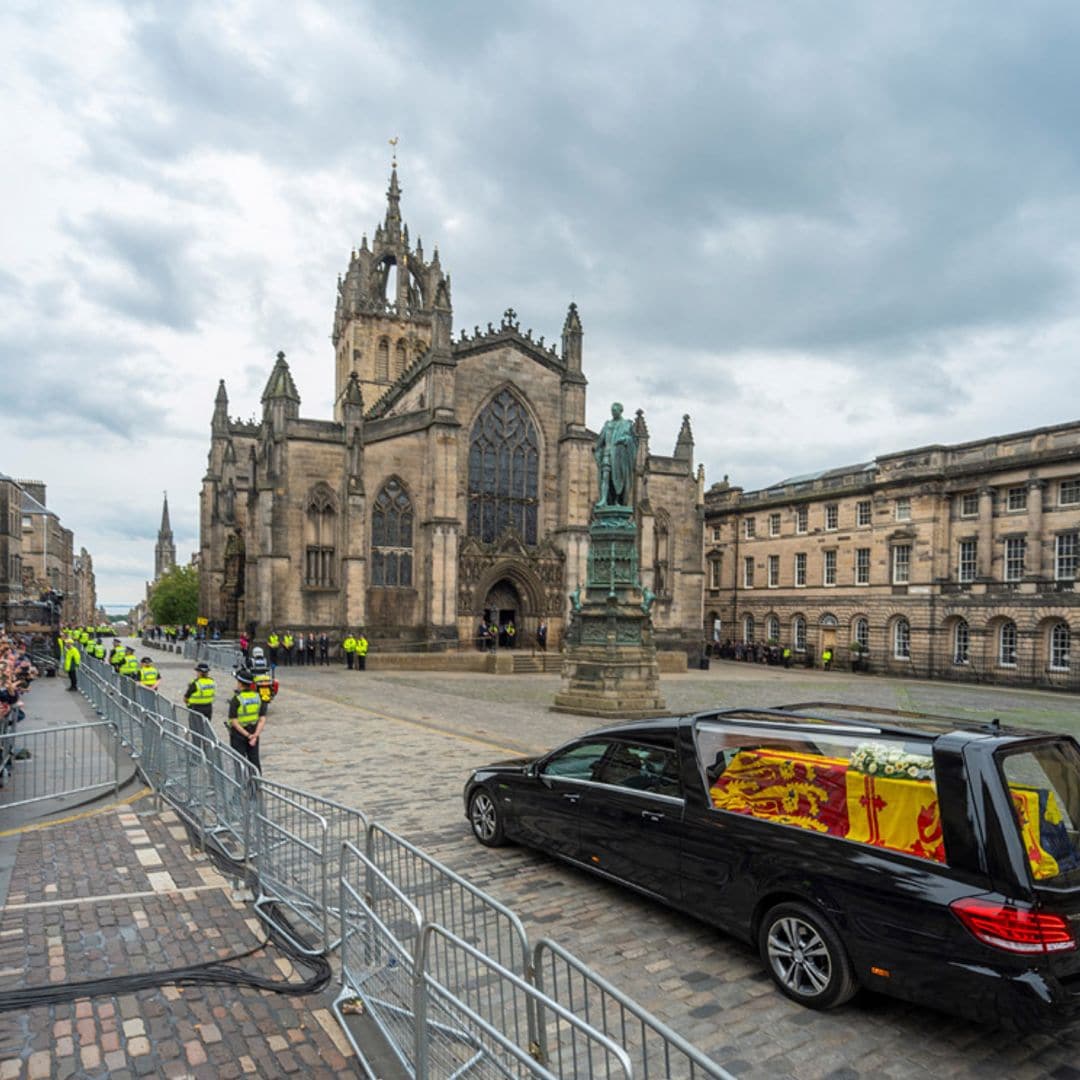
[137,656,160,689]
[226,669,265,772]
[504,621,516,648]
[63,637,80,691]
[536,619,547,651]
[343,631,357,670]
[296,632,307,667]
[282,631,294,666]
[305,633,316,666]
[318,632,329,665]
[267,630,280,670]
[356,631,369,671]
[183,661,215,738]
[239,631,250,659]
[822,647,833,671]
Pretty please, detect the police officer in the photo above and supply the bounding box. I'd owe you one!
[227,669,265,772]
[184,661,216,736]
[109,638,125,671]
[342,632,357,670]
[137,656,160,689]
[120,648,139,679]
[267,630,280,670]
[282,631,294,667]
[355,631,368,672]
[63,637,81,691]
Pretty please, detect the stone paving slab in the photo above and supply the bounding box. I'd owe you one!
[0,800,356,1079]
[149,650,1080,1079]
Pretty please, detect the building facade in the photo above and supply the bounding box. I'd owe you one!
[703,421,1080,687]
[0,473,23,610]
[198,169,703,649]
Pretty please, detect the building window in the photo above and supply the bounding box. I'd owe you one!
[743,614,755,643]
[999,621,1017,667]
[376,337,390,382]
[823,549,837,586]
[467,389,540,545]
[768,512,781,537]
[743,517,756,539]
[768,554,779,588]
[1056,532,1079,581]
[794,552,806,587]
[304,486,336,587]
[958,539,978,583]
[892,544,911,584]
[743,556,754,588]
[893,618,911,660]
[856,500,872,527]
[825,504,838,530]
[795,506,808,534]
[371,478,414,587]
[709,558,722,590]
[1005,537,1026,582]
[1061,479,1080,506]
[1050,622,1071,672]
[895,497,912,521]
[854,617,869,651]
[395,339,407,378]
[960,492,979,517]
[21,515,31,531]
[793,615,807,652]
[855,547,870,585]
[766,614,780,642]
[1006,487,1027,512]
[953,619,969,665]
[711,526,721,542]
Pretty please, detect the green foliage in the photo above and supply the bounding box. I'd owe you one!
[148,565,199,626]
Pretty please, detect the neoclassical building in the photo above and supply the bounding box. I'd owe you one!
[198,169,703,649]
[703,421,1080,687]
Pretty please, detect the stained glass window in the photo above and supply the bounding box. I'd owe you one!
[467,390,540,544]
[372,479,413,587]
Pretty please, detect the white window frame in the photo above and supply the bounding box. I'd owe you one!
[893,618,911,660]
[823,549,837,586]
[892,544,911,584]
[1050,622,1071,672]
[854,617,869,651]
[743,613,755,643]
[958,538,978,583]
[895,497,912,521]
[856,500,872,527]
[1006,486,1027,512]
[793,616,807,652]
[743,517,756,539]
[768,554,779,588]
[794,552,806,587]
[825,504,838,531]
[768,512,781,537]
[1005,537,1026,583]
[999,621,1018,667]
[743,556,755,588]
[855,547,870,585]
[953,620,969,665]
[709,558,722,590]
[1060,479,1080,506]
[795,506,808,534]
[766,614,780,642]
[1056,533,1079,581]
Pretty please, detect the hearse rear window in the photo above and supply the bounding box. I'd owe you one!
[695,722,946,863]
[999,740,1080,884]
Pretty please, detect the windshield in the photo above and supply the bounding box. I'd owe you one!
[998,739,1080,885]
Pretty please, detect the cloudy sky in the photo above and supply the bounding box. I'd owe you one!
[5,1,1080,605]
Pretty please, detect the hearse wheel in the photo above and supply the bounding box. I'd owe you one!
[759,902,857,1009]
[469,787,506,847]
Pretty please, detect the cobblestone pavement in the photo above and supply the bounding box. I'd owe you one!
[0,786,356,1077]
[150,650,1080,1079]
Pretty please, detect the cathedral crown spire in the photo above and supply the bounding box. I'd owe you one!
[385,166,402,232]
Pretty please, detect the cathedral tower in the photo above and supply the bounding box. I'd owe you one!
[154,493,176,580]
[331,166,450,419]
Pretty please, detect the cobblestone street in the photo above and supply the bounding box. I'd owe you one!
[152,651,1080,1078]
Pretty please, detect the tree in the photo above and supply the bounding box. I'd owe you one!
[148,565,199,626]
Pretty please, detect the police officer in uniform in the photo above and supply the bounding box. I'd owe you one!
[227,669,266,772]
[138,657,160,689]
[356,631,368,672]
[183,661,216,738]
[120,648,139,679]
[109,639,125,671]
[63,637,81,691]
[342,632,357,670]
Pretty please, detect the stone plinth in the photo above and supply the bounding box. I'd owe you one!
[553,506,667,718]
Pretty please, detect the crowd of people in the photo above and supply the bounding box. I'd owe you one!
[0,631,39,769]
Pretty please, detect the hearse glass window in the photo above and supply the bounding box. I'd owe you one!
[541,742,610,781]
[998,741,1080,884]
[693,722,947,864]
[595,741,682,798]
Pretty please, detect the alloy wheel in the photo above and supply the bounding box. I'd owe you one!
[766,915,833,998]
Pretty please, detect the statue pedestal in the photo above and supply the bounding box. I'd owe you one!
[553,508,667,718]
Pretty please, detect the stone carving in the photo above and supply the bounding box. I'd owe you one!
[594,402,637,509]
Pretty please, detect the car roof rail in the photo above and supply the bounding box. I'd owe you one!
[773,701,1005,733]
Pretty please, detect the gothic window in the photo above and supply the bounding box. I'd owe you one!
[371,478,413,587]
[304,486,336,587]
[395,339,406,378]
[467,389,540,545]
[376,338,390,382]
[654,510,671,596]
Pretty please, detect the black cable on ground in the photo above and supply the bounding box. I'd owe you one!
[0,813,334,1013]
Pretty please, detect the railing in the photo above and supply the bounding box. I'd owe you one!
[69,655,731,1079]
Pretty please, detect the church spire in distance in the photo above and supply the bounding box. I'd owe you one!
[155,491,176,580]
[385,136,402,232]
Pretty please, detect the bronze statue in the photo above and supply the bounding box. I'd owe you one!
[594,402,636,508]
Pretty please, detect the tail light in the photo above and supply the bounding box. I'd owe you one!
[951,897,1076,955]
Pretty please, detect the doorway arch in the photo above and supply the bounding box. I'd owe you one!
[483,579,523,648]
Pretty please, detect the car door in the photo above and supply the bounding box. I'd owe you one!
[512,740,610,861]
[576,739,685,903]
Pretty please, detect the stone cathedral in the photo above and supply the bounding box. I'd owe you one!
[199,168,704,650]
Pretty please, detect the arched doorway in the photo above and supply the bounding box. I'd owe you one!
[484,579,523,648]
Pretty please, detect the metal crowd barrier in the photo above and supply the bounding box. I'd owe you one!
[70,655,730,1079]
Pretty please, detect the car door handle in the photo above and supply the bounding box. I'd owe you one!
[563,793,581,804]
[641,810,664,823]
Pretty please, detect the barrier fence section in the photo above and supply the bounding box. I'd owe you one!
[70,655,729,1079]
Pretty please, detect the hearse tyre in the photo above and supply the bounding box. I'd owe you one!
[469,787,506,847]
[758,901,858,1009]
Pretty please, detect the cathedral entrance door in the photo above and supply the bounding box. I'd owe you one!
[484,580,522,649]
